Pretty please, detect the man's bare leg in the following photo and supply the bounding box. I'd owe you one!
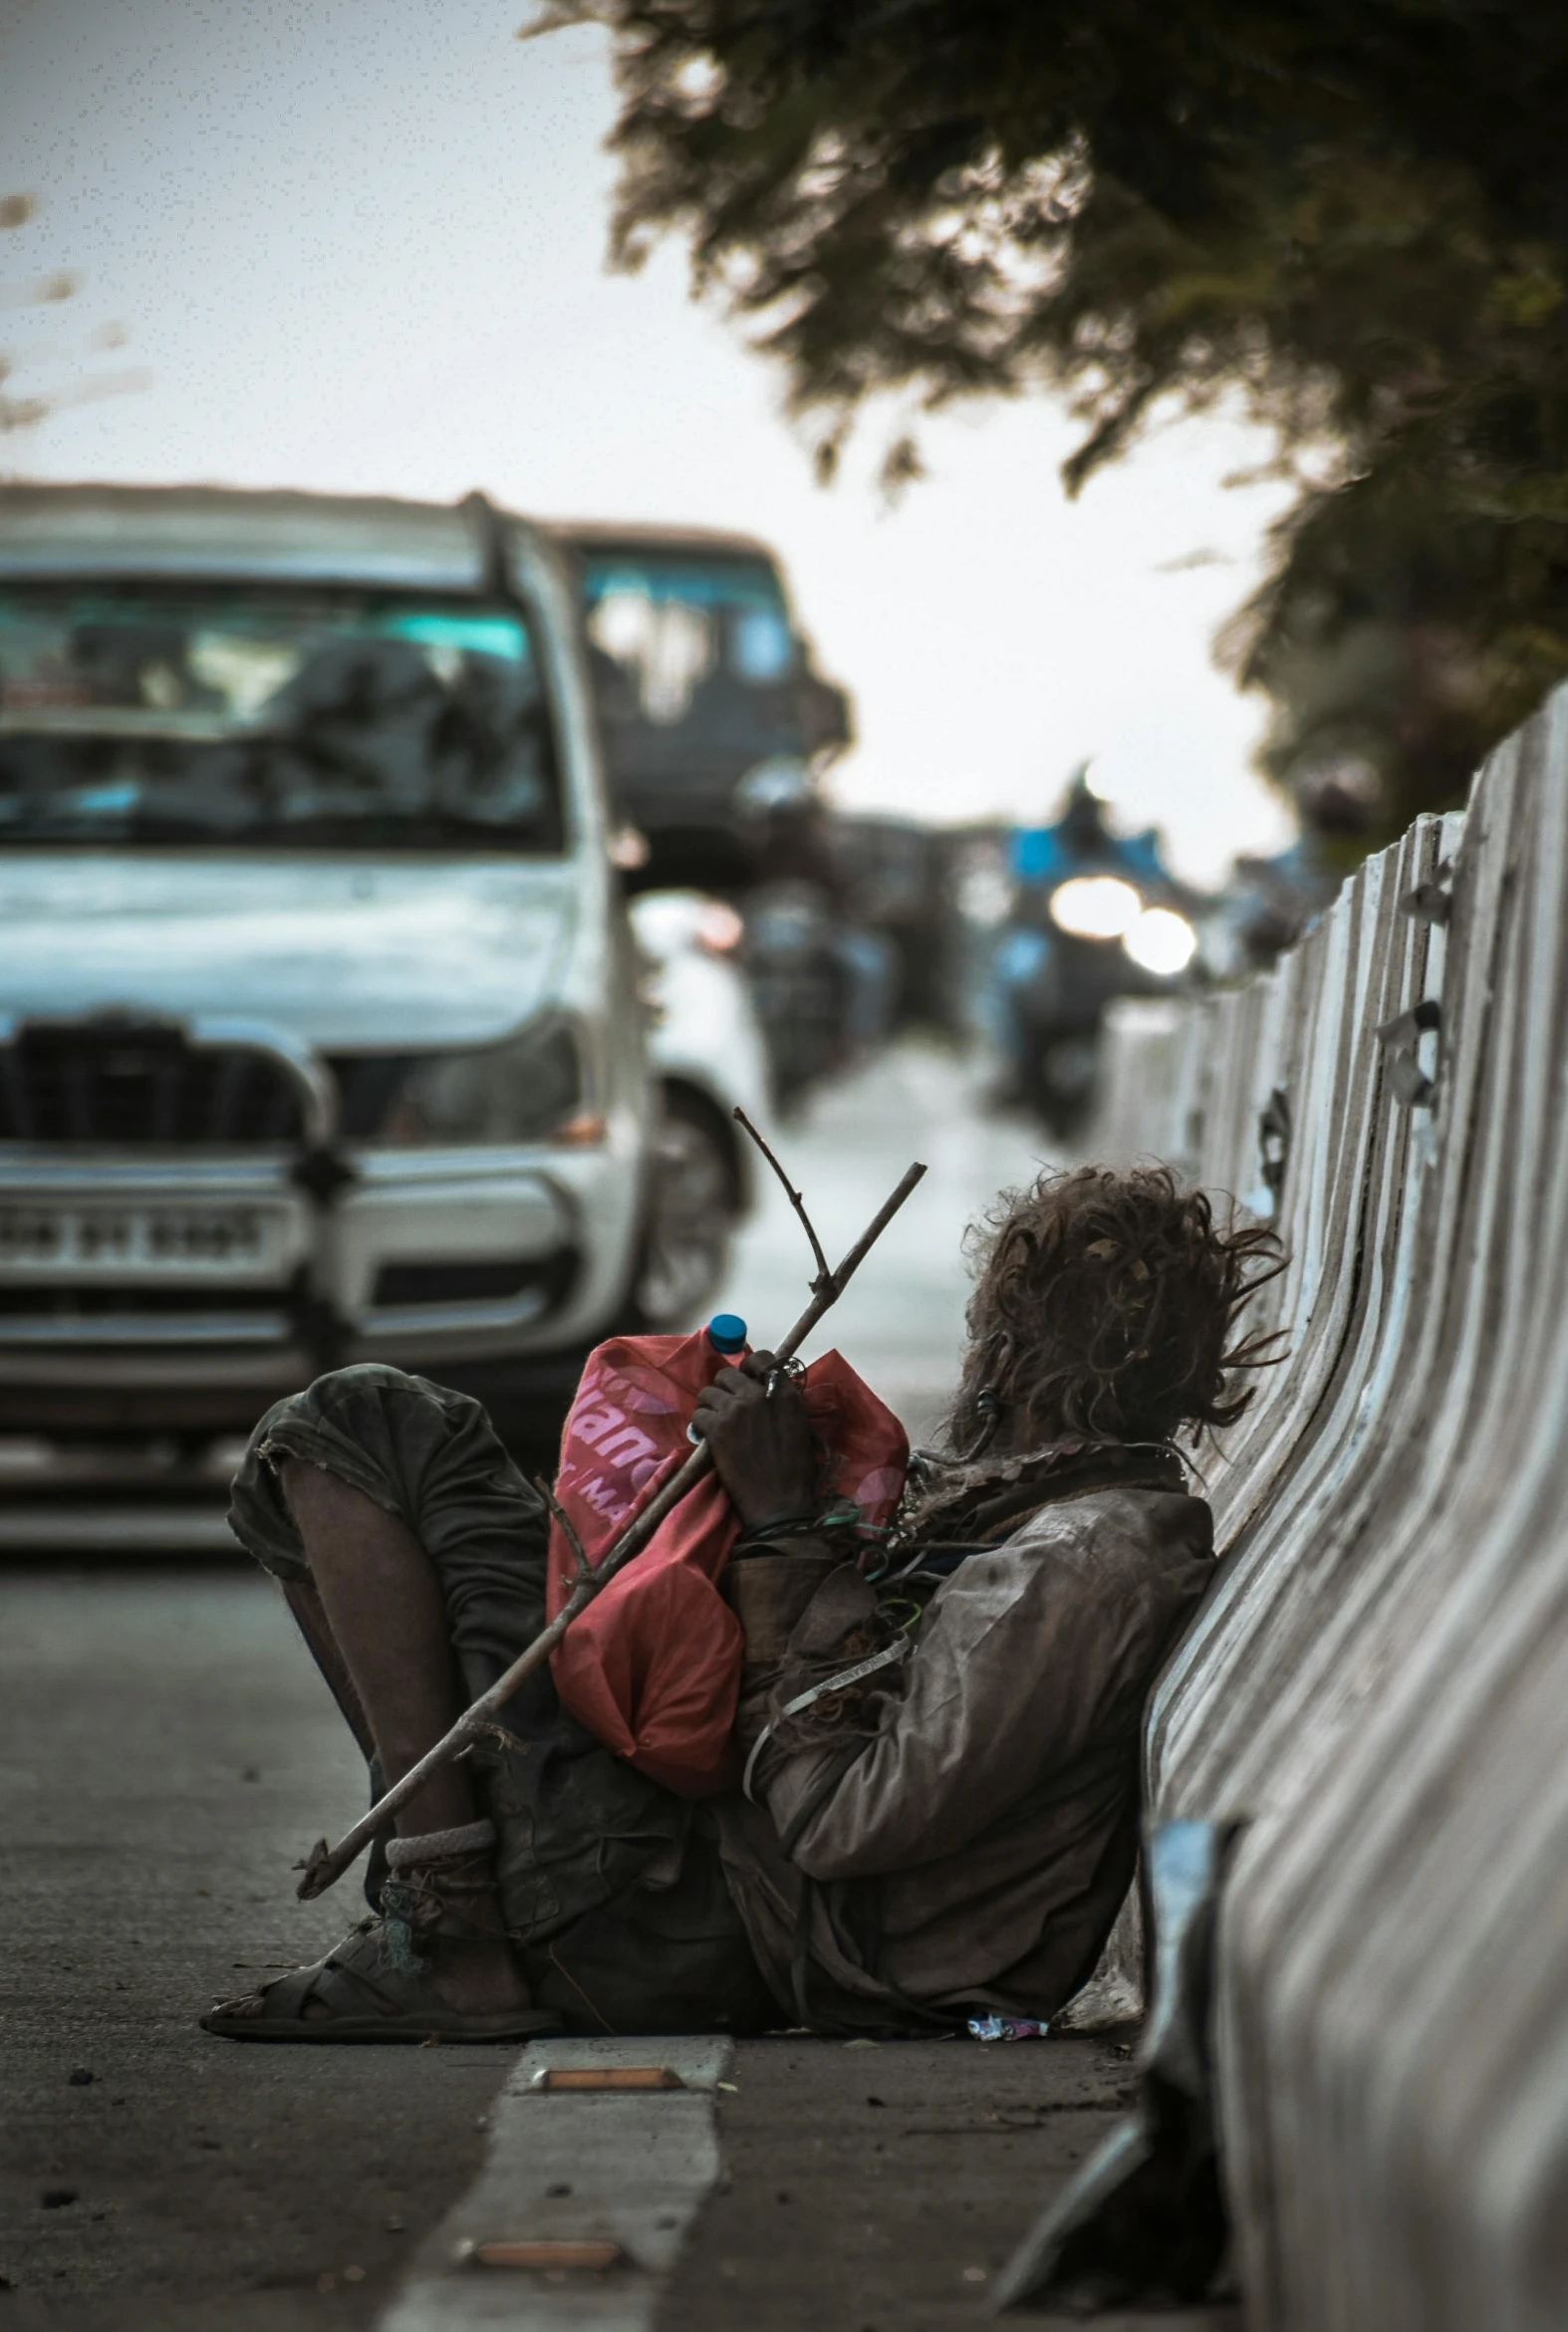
[279,1459,528,2018]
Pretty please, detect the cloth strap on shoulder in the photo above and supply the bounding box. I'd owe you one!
[741,1635,912,1805]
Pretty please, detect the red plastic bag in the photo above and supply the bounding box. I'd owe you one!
[546,1328,908,1795]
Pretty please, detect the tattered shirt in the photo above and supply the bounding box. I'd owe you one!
[715,1470,1214,2029]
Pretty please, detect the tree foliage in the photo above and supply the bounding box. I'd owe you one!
[1,194,143,441]
[536,0,1568,847]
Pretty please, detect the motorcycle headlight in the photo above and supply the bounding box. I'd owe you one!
[1123,907,1197,975]
[1048,875,1142,940]
[378,1020,595,1147]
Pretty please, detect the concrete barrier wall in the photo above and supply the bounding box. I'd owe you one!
[1092,696,1568,2330]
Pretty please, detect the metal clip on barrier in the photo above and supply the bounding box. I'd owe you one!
[1402,859,1454,925]
[1376,996,1440,1108]
[1258,1086,1292,1204]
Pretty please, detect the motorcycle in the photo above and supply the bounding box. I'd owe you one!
[993,792,1203,1138]
[741,879,854,1110]
[734,761,899,1112]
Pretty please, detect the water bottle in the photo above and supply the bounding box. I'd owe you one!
[689,1314,748,1439]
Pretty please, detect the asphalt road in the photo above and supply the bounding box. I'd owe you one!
[0,1046,1233,2329]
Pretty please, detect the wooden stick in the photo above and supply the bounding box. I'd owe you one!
[295,1156,927,1898]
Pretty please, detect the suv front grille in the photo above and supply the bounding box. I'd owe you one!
[0,1279,295,1347]
[0,1284,289,1319]
[0,1022,305,1146]
[370,1252,579,1309]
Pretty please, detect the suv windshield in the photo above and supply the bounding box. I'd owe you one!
[0,587,564,849]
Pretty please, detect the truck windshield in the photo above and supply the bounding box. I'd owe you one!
[581,551,801,792]
[0,587,564,849]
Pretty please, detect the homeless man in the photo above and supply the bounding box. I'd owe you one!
[204,1164,1279,2042]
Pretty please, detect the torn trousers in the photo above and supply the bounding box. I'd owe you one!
[228,1363,773,2036]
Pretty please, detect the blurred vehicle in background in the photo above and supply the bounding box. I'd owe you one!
[991,771,1202,1136]
[551,521,902,1110]
[730,757,899,1110]
[1199,768,1368,975]
[741,877,855,1109]
[0,481,679,1544]
[548,521,852,897]
[1211,841,1344,972]
[826,813,947,1031]
[929,824,1017,1046]
[627,888,768,1322]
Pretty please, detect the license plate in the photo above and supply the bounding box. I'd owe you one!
[0,1204,281,1276]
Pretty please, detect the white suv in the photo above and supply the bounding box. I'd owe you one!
[0,482,659,1539]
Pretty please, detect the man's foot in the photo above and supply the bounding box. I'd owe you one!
[381,1831,530,2018]
[200,1917,560,2043]
[201,1820,558,2042]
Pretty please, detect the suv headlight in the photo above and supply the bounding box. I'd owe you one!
[376,1019,596,1147]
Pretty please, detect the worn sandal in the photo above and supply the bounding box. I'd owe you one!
[201,1917,561,2043]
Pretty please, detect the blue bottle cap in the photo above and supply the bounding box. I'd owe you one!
[707,1313,747,1354]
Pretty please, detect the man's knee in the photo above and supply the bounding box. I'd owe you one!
[295,1362,433,1429]
[229,1367,439,1582]
[277,1452,392,1535]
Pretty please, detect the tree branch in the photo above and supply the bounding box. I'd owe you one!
[534,1472,596,1587]
[733,1106,833,1291]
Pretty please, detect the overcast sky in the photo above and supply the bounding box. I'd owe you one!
[0,0,1298,885]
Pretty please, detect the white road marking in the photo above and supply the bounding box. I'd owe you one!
[379,2036,733,2331]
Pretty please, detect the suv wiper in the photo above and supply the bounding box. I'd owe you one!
[163,812,556,849]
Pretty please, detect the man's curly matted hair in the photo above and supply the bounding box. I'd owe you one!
[943,1164,1285,1456]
